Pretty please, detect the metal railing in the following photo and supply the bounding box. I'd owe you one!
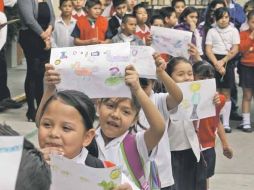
[139,0,212,8]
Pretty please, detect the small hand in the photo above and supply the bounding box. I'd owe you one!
[40,147,64,164]
[218,66,226,75]
[44,64,61,89]
[113,183,133,190]
[189,21,196,32]
[44,38,51,50]
[223,146,233,159]
[153,53,167,74]
[213,92,221,106]
[89,38,100,44]
[125,65,141,93]
[145,35,152,46]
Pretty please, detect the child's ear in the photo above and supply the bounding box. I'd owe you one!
[121,23,125,30]
[82,128,96,147]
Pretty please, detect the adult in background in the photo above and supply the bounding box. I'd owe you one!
[17,0,55,122]
[0,0,22,112]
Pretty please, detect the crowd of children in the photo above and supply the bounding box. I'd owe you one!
[2,0,254,189]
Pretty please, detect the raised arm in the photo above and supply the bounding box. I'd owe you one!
[125,65,165,152]
[153,53,183,110]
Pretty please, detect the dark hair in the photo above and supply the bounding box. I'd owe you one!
[159,6,176,20]
[214,7,230,21]
[171,0,186,8]
[122,14,136,24]
[247,9,254,20]
[59,0,72,7]
[132,2,147,17]
[39,90,98,157]
[0,124,51,190]
[112,0,127,8]
[85,0,101,9]
[193,61,215,78]
[166,57,192,76]
[244,0,254,13]
[178,6,199,24]
[150,14,163,25]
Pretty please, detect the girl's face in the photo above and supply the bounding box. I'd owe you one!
[217,12,230,28]
[248,16,254,31]
[87,4,102,19]
[39,99,95,159]
[98,98,137,142]
[72,0,85,11]
[175,2,185,18]
[60,1,73,17]
[171,62,194,83]
[135,7,148,24]
[152,18,164,27]
[185,12,198,26]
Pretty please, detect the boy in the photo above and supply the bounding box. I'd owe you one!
[111,14,144,45]
[159,6,178,28]
[171,0,186,18]
[51,0,76,47]
[150,15,164,27]
[72,0,86,20]
[106,0,128,39]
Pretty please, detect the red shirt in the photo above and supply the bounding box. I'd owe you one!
[240,30,254,67]
[0,0,4,12]
[198,94,226,148]
[76,15,108,41]
[135,25,150,44]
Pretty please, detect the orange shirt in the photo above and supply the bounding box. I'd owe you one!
[198,94,226,148]
[76,15,108,41]
[0,0,4,12]
[240,30,254,67]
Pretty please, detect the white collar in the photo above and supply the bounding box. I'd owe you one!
[136,25,150,33]
[72,9,86,17]
[56,16,76,25]
[71,147,88,165]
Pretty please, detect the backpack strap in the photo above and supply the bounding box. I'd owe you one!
[120,133,150,190]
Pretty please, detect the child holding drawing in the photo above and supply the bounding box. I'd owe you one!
[205,7,240,133]
[71,0,108,45]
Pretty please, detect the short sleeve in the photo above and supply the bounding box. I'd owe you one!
[135,131,157,163]
[71,24,81,38]
[232,28,240,44]
[205,29,213,45]
[154,93,170,120]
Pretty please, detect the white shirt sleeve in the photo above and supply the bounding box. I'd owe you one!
[232,28,240,44]
[205,29,213,45]
[154,93,170,120]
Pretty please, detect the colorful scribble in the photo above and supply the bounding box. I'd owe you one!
[54,59,61,65]
[98,181,117,190]
[110,169,121,180]
[190,82,201,120]
[105,67,124,86]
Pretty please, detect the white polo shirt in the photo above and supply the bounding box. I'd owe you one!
[205,25,240,55]
[137,92,174,188]
[95,129,157,187]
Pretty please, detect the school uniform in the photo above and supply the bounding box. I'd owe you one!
[206,25,240,89]
[72,9,86,20]
[137,91,175,188]
[111,32,144,46]
[106,15,122,39]
[51,17,76,48]
[95,128,157,189]
[135,25,150,44]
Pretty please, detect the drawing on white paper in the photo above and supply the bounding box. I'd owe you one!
[190,82,201,120]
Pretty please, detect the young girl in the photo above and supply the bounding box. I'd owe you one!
[205,7,240,133]
[72,0,86,19]
[239,10,254,133]
[165,57,206,190]
[193,61,233,190]
[175,7,203,57]
[240,0,254,31]
[71,0,108,45]
[171,0,186,19]
[133,3,151,45]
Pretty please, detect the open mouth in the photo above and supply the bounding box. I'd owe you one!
[107,120,119,128]
[45,143,62,148]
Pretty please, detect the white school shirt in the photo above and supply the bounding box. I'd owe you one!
[205,25,240,55]
[95,128,157,186]
[51,17,76,48]
[137,91,174,188]
[168,115,201,162]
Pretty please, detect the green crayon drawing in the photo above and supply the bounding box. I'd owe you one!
[105,67,124,86]
[98,180,117,190]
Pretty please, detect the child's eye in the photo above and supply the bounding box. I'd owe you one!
[122,110,131,116]
[62,125,72,132]
[42,122,51,128]
[106,103,114,109]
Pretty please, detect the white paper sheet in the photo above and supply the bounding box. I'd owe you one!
[50,155,122,190]
[0,12,7,50]
[50,43,131,98]
[170,79,216,121]
[130,45,156,79]
[0,136,24,190]
[151,26,192,59]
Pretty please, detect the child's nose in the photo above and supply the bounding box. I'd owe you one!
[49,127,60,138]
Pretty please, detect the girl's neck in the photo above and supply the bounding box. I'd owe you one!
[138,23,146,30]
[101,130,114,146]
[61,14,72,24]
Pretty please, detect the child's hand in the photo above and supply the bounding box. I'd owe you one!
[40,147,64,164]
[188,43,202,61]
[145,35,152,46]
[89,38,100,44]
[189,21,196,32]
[125,65,141,93]
[218,66,226,76]
[44,64,61,90]
[213,92,221,106]
[44,39,51,50]
[113,183,133,190]
[153,53,167,74]
[223,146,233,159]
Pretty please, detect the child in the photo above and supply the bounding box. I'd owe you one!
[238,10,254,133]
[240,0,254,31]
[165,57,206,190]
[193,62,233,190]
[205,7,240,133]
[171,0,186,19]
[175,7,203,56]
[112,14,144,45]
[159,6,178,28]
[135,54,183,190]
[150,15,164,27]
[51,0,76,48]
[71,0,108,45]
[133,3,151,45]
[127,0,137,14]
[72,0,86,20]
[106,0,128,39]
